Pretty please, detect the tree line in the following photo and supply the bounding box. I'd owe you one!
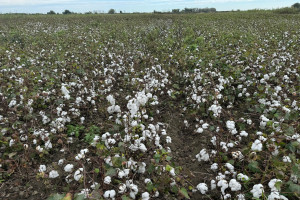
[46,3,300,15]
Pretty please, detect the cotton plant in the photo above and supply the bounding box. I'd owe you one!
[2,13,300,200]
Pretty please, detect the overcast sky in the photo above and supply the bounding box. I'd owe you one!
[0,0,297,13]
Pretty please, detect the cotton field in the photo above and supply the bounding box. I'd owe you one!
[0,12,299,200]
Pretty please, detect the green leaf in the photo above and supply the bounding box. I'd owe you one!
[228,159,235,165]
[112,157,125,168]
[292,164,300,178]
[47,193,65,200]
[74,194,85,200]
[166,164,172,172]
[179,187,190,199]
[146,183,154,192]
[274,181,282,191]
[121,195,130,200]
[94,168,100,174]
[154,153,161,163]
[286,126,295,136]
[287,181,300,195]
[248,161,261,173]
[173,84,180,90]
[171,185,179,194]
[166,156,172,161]
[118,142,125,153]
[286,142,296,153]
[105,167,117,176]
[147,164,155,174]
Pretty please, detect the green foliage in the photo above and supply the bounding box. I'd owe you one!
[292,3,300,9]
[62,10,72,14]
[179,187,190,199]
[248,161,261,173]
[273,7,300,14]
[108,9,116,14]
[84,125,101,143]
[47,10,56,15]
[67,125,85,137]
[47,194,65,200]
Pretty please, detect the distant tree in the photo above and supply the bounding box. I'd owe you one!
[153,10,162,14]
[62,9,72,14]
[47,10,56,14]
[108,9,115,14]
[292,3,300,9]
[172,9,180,13]
[120,11,123,14]
[182,7,216,13]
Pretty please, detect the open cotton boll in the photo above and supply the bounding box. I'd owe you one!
[129,184,139,199]
[250,184,264,198]
[139,143,147,152]
[106,95,116,105]
[268,191,288,200]
[45,140,52,149]
[240,131,248,137]
[103,190,116,199]
[211,163,218,171]
[104,176,112,184]
[118,184,127,194]
[282,156,291,163]
[58,159,64,165]
[90,182,99,189]
[216,172,226,181]
[8,99,17,107]
[217,180,228,195]
[196,149,210,162]
[166,136,172,143]
[224,194,231,200]
[64,164,74,172]
[225,163,235,173]
[229,179,241,191]
[74,168,83,181]
[202,123,209,129]
[49,170,59,178]
[141,192,150,200]
[39,165,46,172]
[236,194,245,200]
[208,104,222,117]
[196,127,204,133]
[170,168,176,176]
[61,85,70,99]
[211,136,217,146]
[261,115,270,122]
[107,105,121,114]
[251,139,263,151]
[118,169,130,178]
[237,173,249,182]
[196,183,208,194]
[138,162,146,174]
[211,180,216,190]
[268,179,282,192]
[79,189,90,198]
[226,120,235,129]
